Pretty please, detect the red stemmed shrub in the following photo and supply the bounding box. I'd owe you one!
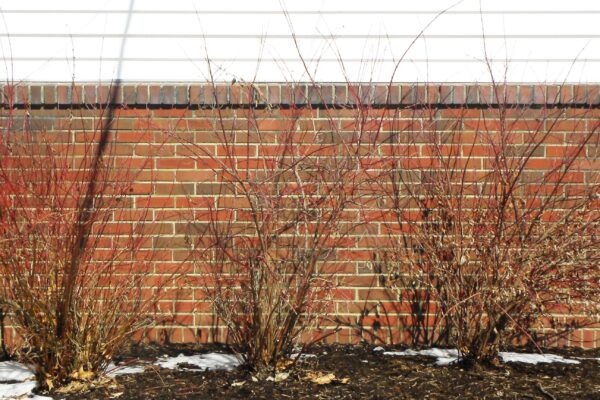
[380,86,600,363]
[0,87,162,390]
[182,82,378,374]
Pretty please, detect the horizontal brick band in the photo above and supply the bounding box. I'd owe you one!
[2,83,600,108]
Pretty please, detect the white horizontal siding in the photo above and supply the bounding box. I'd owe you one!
[0,0,598,82]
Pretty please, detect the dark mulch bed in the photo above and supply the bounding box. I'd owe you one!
[52,344,600,400]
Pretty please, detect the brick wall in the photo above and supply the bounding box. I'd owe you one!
[1,83,599,348]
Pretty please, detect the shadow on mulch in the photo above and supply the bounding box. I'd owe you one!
[54,344,600,400]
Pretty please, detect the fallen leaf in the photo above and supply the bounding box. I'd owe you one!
[56,380,90,394]
[276,358,294,371]
[304,371,350,385]
[70,367,95,381]
[274,372,289,382]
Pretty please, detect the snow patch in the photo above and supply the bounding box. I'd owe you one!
[499,352,580,365]
[106,362,147,377]
[108,353,241,377]
[0,361,51,399]
[383,348,582,366]
[155,353,240,371]
[0,362,35,383]
[0,381,36,399]
[290,353,317,362]
[384,348,459,366]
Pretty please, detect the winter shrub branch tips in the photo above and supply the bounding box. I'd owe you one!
[378,85,600,364]
[183,82,378,373]
[0,85,171,389]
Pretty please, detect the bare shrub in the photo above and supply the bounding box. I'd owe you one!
[181,82,378,373]
[380,88,600,363]
[0,87,164,389]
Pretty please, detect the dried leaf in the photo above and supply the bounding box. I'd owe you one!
[56,380,90,394]
[274,372,290,382]
[304,371,349,385]
[70,367,95,381]
[276,358,294,371]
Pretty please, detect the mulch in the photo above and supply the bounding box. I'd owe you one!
[52,344,600,400]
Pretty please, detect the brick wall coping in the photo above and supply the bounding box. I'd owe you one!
[2,83,600,108]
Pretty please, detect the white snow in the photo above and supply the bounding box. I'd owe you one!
[290,353,317,361]
[106,362,147,377]
[0,361,52,399]
[0,362,35,383]
[384,348,459,365]
[0,381,37,399]
[499,352,580,365]
[574,356,600,361]
[383,348,584,366]
[155,353,241,371]
[108,352,242,376]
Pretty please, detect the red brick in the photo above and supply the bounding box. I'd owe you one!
[4,83,598,350]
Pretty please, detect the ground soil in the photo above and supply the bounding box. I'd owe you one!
[51,344,600,400]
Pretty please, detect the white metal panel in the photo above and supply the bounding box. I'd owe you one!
[2,12,599,36]
[0,0,598,82]
[2,37,597,61]
[2,0,599,12]
[4,59,595,84]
